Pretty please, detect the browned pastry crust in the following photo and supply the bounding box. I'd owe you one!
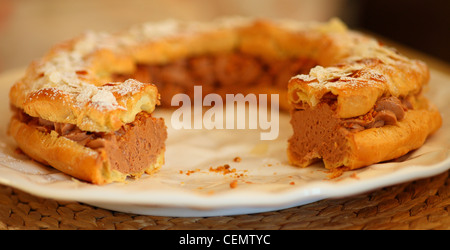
[287,95,442,170]
[9,111,166,184]
[286,34,442,170]
[8,17,442,183]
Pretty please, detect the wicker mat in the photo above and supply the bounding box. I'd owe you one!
[0,170,449,230]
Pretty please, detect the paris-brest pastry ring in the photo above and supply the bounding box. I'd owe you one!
[8,18,442,184]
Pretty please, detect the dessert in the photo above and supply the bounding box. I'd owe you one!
[8,17,442,184]
[8,37,167,184]
[287,49,442,170]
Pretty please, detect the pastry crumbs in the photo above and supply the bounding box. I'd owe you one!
[350,172,360,180]
[325,167,350,180]
[180,169,201,176]
[209,164,249,179]
[209,164,236,175]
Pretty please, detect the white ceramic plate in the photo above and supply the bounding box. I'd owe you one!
[0,68,449,217]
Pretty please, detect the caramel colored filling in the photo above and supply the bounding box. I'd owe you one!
[288,102,350,169]
[288,95,412,169]
[113,52,318,106]
[342,96,411,132]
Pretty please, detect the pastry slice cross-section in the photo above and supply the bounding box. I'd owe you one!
[287,49,442,171]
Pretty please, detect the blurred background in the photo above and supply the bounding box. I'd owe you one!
[0,0,449,73]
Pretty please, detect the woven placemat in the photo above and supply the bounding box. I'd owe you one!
[1,170,449,230]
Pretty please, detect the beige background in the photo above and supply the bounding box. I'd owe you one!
[0,0,346,72]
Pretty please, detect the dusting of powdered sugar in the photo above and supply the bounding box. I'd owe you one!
[345,39,414,68]
[292,37,416,91]
[104,79,146,96]
[71,79,145,111]
[27,17,253,112]
[293,64,365,89]
[122,17,251,45]
[292,74,316,82]
[91,89,120,111]
[29,28,149,111]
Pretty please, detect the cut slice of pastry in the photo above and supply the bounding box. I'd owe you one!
[8,38,167,184]
[9,108,167,184]
[8,74,167,184]
[287,47,442,171]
